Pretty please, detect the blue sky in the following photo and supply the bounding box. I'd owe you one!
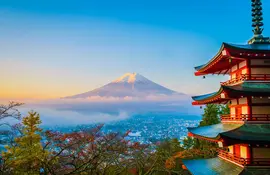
[1,0,270,98]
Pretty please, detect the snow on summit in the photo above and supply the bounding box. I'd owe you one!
[64,73,186,100]
[113,73,149,83]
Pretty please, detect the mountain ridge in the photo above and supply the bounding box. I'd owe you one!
[63,73,185,99]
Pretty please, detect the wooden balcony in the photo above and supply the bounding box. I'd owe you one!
[221,74,270,85]
[218,149,270,166]
[221,114,270,123]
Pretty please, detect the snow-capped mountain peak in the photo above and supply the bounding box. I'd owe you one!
[63,73,186,99]
[112,72,148,83]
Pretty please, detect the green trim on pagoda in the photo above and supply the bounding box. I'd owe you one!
[188,123,270,144]
[222,82,270,97]
[192,82,270,104]
[240,167,270,175]
[188,123,242,140]
[226,43,270,51]
[248,36,270,44]
[192,91,220,101]
[183,157,244,175]
[221,124,270,143]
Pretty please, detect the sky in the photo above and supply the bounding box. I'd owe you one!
[1,0,270,99]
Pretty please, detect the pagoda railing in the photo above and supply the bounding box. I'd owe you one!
[218,149,246,166]
[221,114,270,122]
[218,149,270,166]
[221,74,270,85]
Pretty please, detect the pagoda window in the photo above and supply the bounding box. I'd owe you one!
[231,73,236,80]
[230,107,236,116]
[241,106,248,115]
[228,145,234,154]
[240,145,248,159]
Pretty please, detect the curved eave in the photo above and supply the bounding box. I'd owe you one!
[194,43,227,76]
[188,132,221,142]
[220,124,270,144]
[225,43,270,52]
[194,42,270,76]
[221,82,270,97]
[192,87,229,105]
[193,82,270,105]
[183,157,244,175]
[187,123,243,142]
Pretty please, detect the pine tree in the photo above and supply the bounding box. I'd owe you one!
[3,111,48,174]
[199,104,220,126]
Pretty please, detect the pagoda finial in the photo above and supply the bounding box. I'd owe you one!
[251,0,263,36]
[248,0,270,44]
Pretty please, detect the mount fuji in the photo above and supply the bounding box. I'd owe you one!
[64,73,186,99]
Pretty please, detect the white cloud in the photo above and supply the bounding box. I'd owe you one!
[18,107,129,126]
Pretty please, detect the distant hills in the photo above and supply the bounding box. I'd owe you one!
[63,73,186,100]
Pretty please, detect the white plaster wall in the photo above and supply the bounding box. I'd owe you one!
[231,99,237,105]
[239,61,246,68]
[231,65,238,72]
[238,97,247,105]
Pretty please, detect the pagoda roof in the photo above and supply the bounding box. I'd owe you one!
[222,82,270,97]
[194,42,270,76]
[226,43,270,52]
[182,157,244,175]
[188,123,270,144]
[188,123,242,140]
[192,88,228,105]
[192,92,218,101]
[192,82,270,105]
[221,124,270,144]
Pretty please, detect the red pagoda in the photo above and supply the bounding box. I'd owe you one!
[182,0,270,174]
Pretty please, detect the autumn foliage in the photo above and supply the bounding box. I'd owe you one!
[0,109,183,174]
[0,102,227,174]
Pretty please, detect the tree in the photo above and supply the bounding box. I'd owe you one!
[199,104,220,126]
[174,103,230,163]
[2,111,49,174]
[219,103,230,115]
[0,102,23,126]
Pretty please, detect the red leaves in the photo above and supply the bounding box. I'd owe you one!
[41,125,145,174]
